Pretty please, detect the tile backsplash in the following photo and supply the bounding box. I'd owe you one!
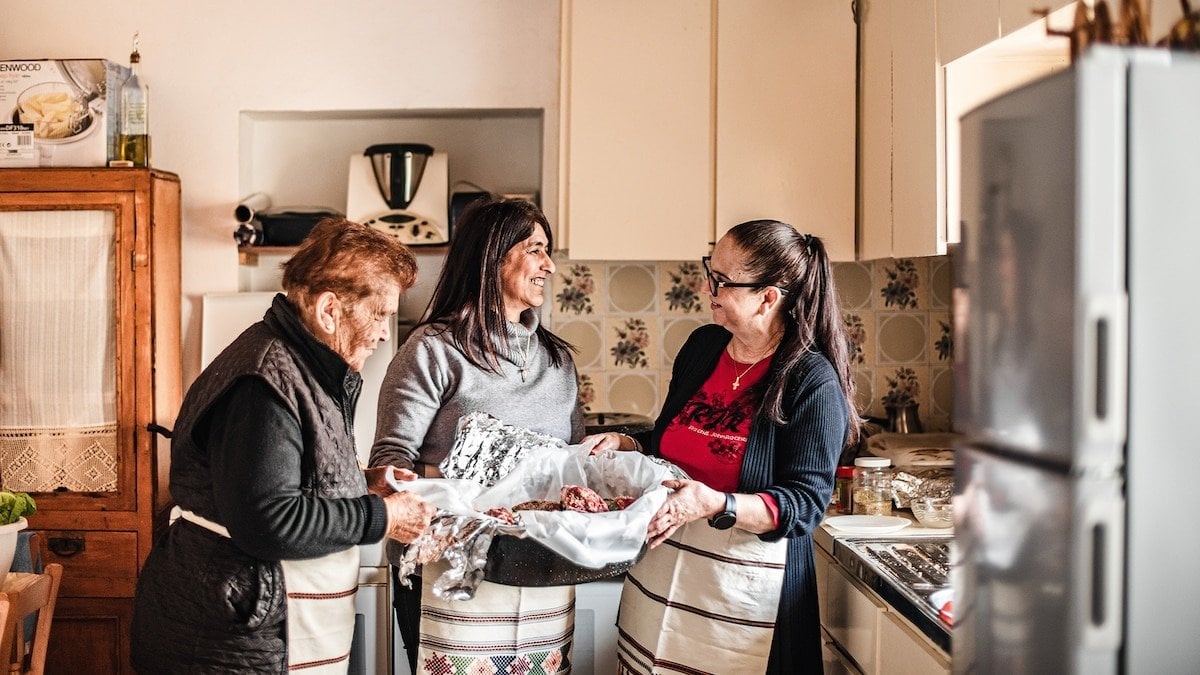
[549,254,955,433]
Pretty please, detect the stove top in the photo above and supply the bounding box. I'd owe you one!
[834,535,954,646]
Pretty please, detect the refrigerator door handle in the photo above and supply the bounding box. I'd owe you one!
[1082,491,1124,650]
[1082,294,1127,448]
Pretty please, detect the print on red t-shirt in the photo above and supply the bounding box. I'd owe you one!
[660,350,771,493]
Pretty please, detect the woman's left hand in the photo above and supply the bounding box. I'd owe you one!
[646,478,723,548]
[581,431,628,455]
[364,465,419,497]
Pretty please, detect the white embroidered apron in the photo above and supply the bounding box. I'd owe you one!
[616,519,787,674]
[417,559,575,674]
[171,506,360,673]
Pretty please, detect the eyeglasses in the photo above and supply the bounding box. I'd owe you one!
[701,256,782,297]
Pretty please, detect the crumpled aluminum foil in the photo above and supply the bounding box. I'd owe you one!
[891,468,954,508]
[398,413,685,599]
[397,511,526,601]
[439,412,566,487]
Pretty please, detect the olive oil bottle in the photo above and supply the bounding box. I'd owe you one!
[118,32,150,167]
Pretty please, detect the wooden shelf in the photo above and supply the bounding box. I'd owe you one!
[237,244,449,266]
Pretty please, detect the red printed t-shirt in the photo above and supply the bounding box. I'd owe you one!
[660,350,780,524]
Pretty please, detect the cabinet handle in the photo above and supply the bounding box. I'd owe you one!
[48,536,85,557]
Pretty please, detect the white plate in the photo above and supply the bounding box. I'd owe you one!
[825,515,911,534]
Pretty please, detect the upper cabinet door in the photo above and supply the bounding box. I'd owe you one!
[858,0,942,260]
[562,0,856,261]
[716,0,856,261]
[562,0,713,261]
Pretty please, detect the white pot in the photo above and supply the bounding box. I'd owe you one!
[0,518,29,576]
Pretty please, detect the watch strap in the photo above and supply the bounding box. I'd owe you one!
[707,493,737,529]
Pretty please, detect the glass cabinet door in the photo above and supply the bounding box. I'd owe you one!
[0,194,137,510]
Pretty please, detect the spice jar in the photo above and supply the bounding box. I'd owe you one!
[852,457,894,516]
[833,466,856,514]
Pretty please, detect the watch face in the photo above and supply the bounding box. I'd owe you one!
[709,511,736,530]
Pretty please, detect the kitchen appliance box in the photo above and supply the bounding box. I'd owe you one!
[0,59,129,167]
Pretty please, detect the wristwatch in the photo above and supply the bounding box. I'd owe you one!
[708,493,737,530]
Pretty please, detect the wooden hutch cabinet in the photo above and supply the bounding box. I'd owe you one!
[0,168,181,674]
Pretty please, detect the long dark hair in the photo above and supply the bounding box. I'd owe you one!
[419,197,574,373]
[728,220,860,445]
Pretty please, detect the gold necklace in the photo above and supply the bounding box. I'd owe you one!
[731,353,770,390]
[516,330,534,382]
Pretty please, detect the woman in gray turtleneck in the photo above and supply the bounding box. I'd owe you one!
[370,197,584,674]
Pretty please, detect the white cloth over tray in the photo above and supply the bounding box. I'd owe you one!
[388,444,677,569]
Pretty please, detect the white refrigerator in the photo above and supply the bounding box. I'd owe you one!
[954,46,1200,674]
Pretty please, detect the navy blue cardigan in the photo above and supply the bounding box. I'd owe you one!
[644,324,848,673]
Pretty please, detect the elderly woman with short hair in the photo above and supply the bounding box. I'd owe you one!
[132,217,436,673]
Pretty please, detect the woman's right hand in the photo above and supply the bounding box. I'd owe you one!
[581,431,639,456]
[382,490,436,543]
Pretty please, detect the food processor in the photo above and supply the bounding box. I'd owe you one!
[346,143,449,246]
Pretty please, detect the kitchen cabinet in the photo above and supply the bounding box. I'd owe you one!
[817,544,884,674]
[815,532,951,675]
[560,0,855,261]
[860,0,1075,259]
[879,609,951,675]
[0,168,182,675]
[857,0,943,260]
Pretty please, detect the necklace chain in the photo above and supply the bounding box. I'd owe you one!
[731,354,769,391]
[728,337,780,391]
[516,330,534,382]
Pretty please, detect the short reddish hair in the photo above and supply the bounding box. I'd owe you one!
[282,217,417,302]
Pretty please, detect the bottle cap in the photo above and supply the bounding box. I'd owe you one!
[854,456,891,468]
[835,466,856,478]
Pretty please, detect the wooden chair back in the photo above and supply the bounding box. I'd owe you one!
[0,563,63,675]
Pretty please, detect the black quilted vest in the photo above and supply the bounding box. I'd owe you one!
[169,293,367,519]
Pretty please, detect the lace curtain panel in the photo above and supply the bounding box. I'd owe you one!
[0,210,118,492]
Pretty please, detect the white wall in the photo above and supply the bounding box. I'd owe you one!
[0,0,561,384]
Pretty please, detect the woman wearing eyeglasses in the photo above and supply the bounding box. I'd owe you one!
[587,220,860,674]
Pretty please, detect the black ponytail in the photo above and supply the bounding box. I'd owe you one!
[727,221,861,446]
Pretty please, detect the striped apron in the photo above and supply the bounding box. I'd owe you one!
[616,520,787,674]
[417,559,575,674]
[171,507,360,673]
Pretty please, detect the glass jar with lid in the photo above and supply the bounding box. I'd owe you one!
[852,457,894,516]
[833,466,855,514]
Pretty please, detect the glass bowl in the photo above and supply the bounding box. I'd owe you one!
[911,497,953,529]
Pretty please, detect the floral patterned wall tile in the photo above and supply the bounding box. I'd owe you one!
[875,257,929,311]
[554,318,604,370]
[930,312,953,363]
[553,263,602,317]
[662,317,708,369]
[606,316,657,370]
[608,264,658,314]
[833,262,874,311]
[659,261,708,315]
[876,312,928,364]
[842,310,874,368]
[929,257,953,310]
[547,253,956,431]
[852,369,876,417]
[606,372,659,417]
[930,366,954,426]
[876,365,930,419]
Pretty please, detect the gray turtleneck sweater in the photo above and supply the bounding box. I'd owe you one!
[369,310,584,473]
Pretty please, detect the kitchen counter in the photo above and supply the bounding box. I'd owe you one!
[814,511,953,672]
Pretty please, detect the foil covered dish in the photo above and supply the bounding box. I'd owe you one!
[389,412,681,599]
